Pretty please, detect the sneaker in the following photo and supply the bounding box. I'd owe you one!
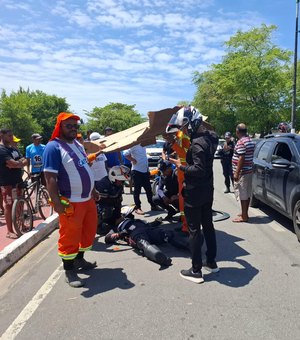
[180,268,204,284]
[204,261,220,273]
[65,270,84,288]
[224,187,230,193]
[74,258,97,271]
[135,208,145,215]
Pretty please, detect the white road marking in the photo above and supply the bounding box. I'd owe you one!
[0,265,62,340]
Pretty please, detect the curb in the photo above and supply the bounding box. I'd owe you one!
[0,214,59,276]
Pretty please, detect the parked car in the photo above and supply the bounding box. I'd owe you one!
[214,139,225,159]
[145,140,165,167]
[251,133,300,242]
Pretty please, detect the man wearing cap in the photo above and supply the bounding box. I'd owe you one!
[0,128,27,239]
[26,133,46,184]
[43,112,100,288]
[219,132,235,193]
[153,160,179,221]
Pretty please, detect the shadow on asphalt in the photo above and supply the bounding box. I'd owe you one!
[204,230,259,287]
[252,203,295,234]
[80,267,135,298]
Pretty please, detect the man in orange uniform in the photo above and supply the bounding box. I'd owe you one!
[164,129,190,233]
[44,112,101,288]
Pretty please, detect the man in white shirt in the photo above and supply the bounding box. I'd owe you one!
[89,132,107,184]
[124,144,160,215]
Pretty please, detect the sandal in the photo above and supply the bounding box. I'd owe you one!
[232,217,248,223]
[6,233,18,239]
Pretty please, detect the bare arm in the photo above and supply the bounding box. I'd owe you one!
[125,154,137,165]
[6,157,27,169]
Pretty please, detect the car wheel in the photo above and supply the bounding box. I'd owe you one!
[292,200,300,242]
[250,193,260,208]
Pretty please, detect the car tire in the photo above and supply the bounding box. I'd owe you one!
[250,193,260,208]
[292,200,300,242]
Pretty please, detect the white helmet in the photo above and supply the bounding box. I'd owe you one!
[90,132,104,141]
[166,106,202,134]
[109,165,131,182]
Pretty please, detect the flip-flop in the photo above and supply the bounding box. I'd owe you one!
[232,217,248,223]
[6,233,18,239]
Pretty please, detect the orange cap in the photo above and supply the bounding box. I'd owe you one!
[50,112,80,140]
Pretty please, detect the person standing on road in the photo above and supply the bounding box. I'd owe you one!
[124,144,161,215]
[26,133,46,184]
[89,132,108,184]
[219,132,235,193]
[43,112,101,288]
[168,106,219,284]
[0,128,27,239]
[232,123,255,223]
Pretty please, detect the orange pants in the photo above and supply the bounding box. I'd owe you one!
[58,198,97,260]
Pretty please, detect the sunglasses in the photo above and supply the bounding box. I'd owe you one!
[62,124,80,130]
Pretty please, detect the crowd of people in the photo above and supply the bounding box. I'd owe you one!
[2,107,290,287]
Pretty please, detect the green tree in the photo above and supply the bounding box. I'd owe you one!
[177,100,190,107]
[86,103,145,134]
[0,87,69,146]
[192,24,292,136]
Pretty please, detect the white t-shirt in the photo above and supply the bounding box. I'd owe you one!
[124,144,148,173]
[91,153,107,181]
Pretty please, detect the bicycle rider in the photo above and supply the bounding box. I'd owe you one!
[26,133,46,185]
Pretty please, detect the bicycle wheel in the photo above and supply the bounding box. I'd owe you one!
[38,187,53,220]
[12,198,33,235]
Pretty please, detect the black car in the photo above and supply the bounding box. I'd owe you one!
[251,133,300,242]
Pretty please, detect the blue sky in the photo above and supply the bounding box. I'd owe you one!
[0,0,296,120]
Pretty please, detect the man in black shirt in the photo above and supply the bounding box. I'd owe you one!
[0,128,27,238]
[153,159,179,221]
[219,132,235,193]
[168,106,219,284]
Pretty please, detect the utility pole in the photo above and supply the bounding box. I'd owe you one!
[291,0,300,133]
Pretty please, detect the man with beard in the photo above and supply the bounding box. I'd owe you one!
[43,112,103,288]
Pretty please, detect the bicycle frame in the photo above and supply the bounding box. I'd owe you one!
[21,174,42,215]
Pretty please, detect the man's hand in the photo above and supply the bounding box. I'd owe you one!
[163,196,171,205]
[92,189,100,201]
[169,157,181,168]
[170,194,178,202]
[53,201,66,215]
[131,158,137,165]
[233,172,240,182]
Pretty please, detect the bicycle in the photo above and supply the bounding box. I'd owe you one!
[12,172,54,236]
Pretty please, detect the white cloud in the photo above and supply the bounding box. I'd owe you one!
[0,0,288,117]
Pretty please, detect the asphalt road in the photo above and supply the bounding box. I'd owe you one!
[1,160,300,340]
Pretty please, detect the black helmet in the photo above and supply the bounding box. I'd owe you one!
[166,106,202,134]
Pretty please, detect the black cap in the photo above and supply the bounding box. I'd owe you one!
[104,127,113,132]
[158,159,172,172]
